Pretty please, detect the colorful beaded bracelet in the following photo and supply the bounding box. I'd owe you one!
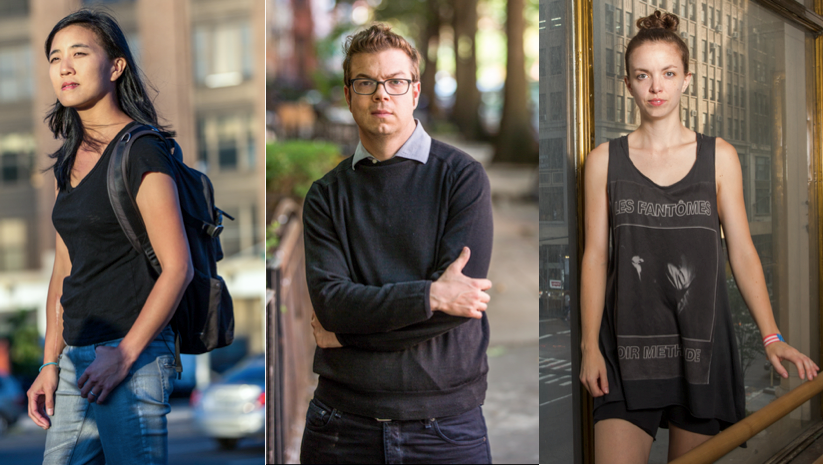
[763,333,785,348]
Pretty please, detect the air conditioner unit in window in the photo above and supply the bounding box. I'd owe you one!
[690,110,697,117]
[732,31,738,38]
[688,0,694,4]
[680,31,688,40]
[716,24,723,32]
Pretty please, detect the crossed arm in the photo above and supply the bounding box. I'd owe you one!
[304,162,494,352]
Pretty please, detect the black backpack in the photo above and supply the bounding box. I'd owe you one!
[106,124,235,377]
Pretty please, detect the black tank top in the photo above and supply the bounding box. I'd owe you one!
[595,133,745,427]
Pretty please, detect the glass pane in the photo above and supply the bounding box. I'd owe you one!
[539,0,575,461]
[592,0,819,462]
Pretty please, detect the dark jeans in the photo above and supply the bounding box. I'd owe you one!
[299,398,492,464]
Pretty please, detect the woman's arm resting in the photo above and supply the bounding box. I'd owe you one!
[579,142,612,397]
[27,229,71,429]
[716,137,819,380]
[77,172,193,404]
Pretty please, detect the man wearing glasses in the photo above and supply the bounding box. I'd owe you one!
[300,24,494,464]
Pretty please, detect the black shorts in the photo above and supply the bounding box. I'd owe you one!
[593,401,721,439]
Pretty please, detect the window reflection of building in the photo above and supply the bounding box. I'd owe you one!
[0,219,26,272]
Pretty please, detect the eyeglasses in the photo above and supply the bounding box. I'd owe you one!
[349,78,414,96]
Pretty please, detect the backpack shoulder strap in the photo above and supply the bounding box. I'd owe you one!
[106,125,167,275]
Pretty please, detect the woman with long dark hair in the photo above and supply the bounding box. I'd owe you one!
[579,11,818,463]
[26,9,192,464]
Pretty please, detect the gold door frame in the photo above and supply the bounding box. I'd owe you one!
[569,0,823,461]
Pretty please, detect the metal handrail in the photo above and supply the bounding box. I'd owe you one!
[670,375,823,463]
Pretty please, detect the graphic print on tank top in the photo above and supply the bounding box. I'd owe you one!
[609,135,719,385]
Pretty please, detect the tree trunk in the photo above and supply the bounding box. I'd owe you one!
[419,0,441,122]
[452,0,484,140]
[493,0,537,164]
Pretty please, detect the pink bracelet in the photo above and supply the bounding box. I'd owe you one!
[763,333,784,348]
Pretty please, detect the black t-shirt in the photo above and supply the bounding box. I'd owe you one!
[596,134,745,428]
[52,122,175,346]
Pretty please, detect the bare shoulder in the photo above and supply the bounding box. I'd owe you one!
[714,137,741,179]
[585,141,610,176]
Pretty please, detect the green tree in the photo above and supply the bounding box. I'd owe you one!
[493,0,537,164]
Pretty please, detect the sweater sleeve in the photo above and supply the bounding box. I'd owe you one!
[303,181,434,334]
[335,160,494,351]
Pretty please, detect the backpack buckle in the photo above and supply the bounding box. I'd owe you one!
[203,223,224,238]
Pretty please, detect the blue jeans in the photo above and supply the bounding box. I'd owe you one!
[300,398,492,464]
[43,327,176,465]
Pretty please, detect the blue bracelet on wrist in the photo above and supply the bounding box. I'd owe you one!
[39,362,58,372]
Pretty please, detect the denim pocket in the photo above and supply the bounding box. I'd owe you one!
[431,408,488,446]
[304,398,338,431]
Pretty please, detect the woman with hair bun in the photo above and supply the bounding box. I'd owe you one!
[579,10,818,462]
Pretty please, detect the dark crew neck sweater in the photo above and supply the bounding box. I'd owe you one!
[303,138,494,420]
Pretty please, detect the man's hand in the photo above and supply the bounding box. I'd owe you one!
[311,312,343,348]
[429,247,492,319]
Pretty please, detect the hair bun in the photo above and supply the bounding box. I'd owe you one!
[636,10,679,32]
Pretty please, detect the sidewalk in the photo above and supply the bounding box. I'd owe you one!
[438,134,539,463]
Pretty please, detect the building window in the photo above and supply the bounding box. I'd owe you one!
[617,96,625,123]
[606,48,614,76]
[0,44,33,103]
[540,48,546,77]
[701,4,707,25]
[710,78,715,101]
[550,92,563,120]
[605,5,614,33]
[702,39,707,63]
[540,93,546,121]
[607,93,615,121]
[626,12,633,36]
[0,219,26,271]
[197,112,257,172]
[702,76,708,99]
[550,0,563,28]
[755,156,770,216]
[690,35,697,60]
[628,97,635,124]
[550,46,562,75]
[616,8,623,35]
[193,20,253,88]
[617,51,624,77]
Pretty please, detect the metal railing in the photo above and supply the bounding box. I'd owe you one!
[670,375,823,463]
[265,199,316,464]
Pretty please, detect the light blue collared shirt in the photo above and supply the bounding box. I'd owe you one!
[351,119,432,170]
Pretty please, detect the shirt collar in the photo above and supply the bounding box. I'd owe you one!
[351,119,431,170]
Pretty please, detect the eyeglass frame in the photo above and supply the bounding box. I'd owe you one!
[348,78,417,96]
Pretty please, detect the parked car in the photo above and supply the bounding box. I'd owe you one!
[191,354,264,450]
[0,374,25,436]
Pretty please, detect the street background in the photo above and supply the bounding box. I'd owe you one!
[265,0,539,462]
[0,0,267,462]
